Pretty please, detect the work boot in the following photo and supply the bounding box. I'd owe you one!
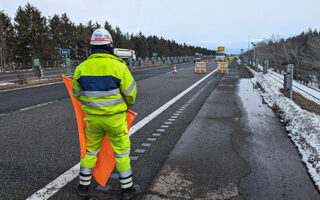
[120,184,141,200]
[76,184,89,197]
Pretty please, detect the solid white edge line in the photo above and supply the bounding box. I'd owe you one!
[129,69,216,136]
[25,68,216,200]
[25,163,80,200]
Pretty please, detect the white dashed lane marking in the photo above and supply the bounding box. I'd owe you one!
[141,143,152,147]
[130,156,139,161]
[134,149,146,153]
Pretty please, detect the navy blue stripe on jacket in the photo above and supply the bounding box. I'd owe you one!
[77,76,121,91]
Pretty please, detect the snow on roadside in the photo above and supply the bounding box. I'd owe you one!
[254,64,320,105]
[0,82,14,87]
[248,67,320,190]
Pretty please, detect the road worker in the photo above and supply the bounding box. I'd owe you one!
[72,28,140,199]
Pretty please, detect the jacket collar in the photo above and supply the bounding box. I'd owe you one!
[88,51,126,64]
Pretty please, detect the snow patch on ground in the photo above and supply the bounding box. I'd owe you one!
[249,67,320,190]
[0,82,14,86]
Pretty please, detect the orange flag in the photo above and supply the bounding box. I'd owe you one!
[63,76,136,186]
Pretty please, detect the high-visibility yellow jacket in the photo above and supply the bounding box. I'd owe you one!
[72,53,137,115]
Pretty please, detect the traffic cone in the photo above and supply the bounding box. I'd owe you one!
[173,65,177,74]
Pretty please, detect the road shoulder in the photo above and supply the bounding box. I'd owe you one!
[142,63,319,200]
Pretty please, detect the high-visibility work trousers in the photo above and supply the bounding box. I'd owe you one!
[80,112,131,178]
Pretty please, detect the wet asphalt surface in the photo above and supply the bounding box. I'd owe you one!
[0,61,318,200]
[143,63,319,200]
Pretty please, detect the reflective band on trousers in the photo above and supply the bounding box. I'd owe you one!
[121,182,133,189]
[86,151,99,156]
[81,97,124,107]
[120,176,132,184]
[80,180,91,186]
[80,175,92,181]
[80,167,93,175]
[72,88,81,96]
[114,150,130,158]
[122,81,136,96]
[81,89,120,97]
[118,168,132,178]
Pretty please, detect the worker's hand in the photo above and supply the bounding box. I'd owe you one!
[127,104,134,110]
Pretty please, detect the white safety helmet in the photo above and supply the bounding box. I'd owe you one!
[90,28,113,46]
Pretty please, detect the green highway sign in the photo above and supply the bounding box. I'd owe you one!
[33,58,40,66]
[60,49,70,55]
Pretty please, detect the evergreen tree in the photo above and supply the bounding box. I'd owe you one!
[0,11,15,70]
[14,3,49,68]
[5,3,216,69]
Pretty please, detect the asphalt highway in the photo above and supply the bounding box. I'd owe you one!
[0,61,221,199]
[0,63,191,114]
[0,60,318,200]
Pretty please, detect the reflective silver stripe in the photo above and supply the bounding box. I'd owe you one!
[86,151,98,156]
[81,98,124,107]
[80,175,92,181]
[81,89,120,97]
[120,177,132,184]
[121,182,133,189]
[80,167,93,175]
[72,88,81,96]
[80,180,91,186]
[114,151,130,158]
[118,168,132,178]
[122,81,136,96]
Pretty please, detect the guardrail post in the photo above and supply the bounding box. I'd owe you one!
[284,64,294,99]
[129,57,133,68]
[138,57,142,66]
[263,60,268,74]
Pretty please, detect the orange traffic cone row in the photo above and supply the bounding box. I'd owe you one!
[173,65,177,74]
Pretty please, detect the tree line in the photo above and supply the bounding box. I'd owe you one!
[245,29,320,85]
[0,3,216,70]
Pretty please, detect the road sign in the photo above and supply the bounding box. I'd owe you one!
[217,46,225,52]
[152,52,158,57]
[60,49,70,55]
[33,59,40,66]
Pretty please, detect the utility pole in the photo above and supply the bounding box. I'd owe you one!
[251,42,256,67]
[284,64,294,99]
[247,36,250,63]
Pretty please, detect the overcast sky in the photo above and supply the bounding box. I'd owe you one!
[1,0,320,54]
